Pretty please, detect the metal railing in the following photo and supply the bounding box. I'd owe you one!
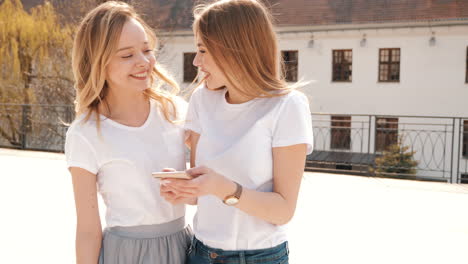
[308,114,468,183]
[0,104,467,183]
[0,104,74,152]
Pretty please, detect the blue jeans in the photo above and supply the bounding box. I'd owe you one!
[186,237,289,264]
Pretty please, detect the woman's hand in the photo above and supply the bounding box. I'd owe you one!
[162,166,236,201]
[158,168,197,205]
[160,185,198,205]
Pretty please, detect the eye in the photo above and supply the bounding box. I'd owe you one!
[122,54,133,59]
[144,49,154,53]
[198,49,206,54]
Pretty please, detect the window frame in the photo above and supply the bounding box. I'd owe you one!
[330,115,352,150]
[378,48,401,82]
[332,49,353,82]
[465,47,468,83]
[375,117,399,152]
[281,50,299,82]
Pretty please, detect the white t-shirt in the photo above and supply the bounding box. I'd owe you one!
[185,86,313,250]
[65,98,188,228]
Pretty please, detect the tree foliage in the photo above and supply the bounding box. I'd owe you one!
[0,0,75,147]
[0,0,75,104]
[372,140,419,177]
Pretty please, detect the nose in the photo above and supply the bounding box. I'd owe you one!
[193,52,201,68]
[136,51,151,68]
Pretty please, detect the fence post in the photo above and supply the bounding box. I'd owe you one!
[20,104,31,149]
[367,115,372,154]
[20,105,28,149]
[450,118,456,183]
[456,118,462,183]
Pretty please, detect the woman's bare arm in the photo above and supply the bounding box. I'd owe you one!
[70,167,102,264]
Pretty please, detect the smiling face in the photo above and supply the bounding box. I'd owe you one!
[193,35,229,90]
[106,18,156,94]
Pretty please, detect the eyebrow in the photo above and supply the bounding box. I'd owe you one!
[117,42,149,52]
[197,43,205,47]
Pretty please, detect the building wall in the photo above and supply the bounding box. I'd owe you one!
[159,25,468,117]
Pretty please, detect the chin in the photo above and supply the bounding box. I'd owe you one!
[205,81,224,90]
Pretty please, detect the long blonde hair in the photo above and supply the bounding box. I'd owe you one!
[193,0,295,98]
[71,1,180,127]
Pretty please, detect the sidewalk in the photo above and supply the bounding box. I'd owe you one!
[1,148,467,264]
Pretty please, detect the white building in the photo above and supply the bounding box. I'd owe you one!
[153,0,468,183]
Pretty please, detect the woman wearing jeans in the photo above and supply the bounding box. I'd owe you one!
[161,0,313,263]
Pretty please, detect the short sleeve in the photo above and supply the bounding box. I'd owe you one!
[184,88,202,134]
[64,132,99,174]
[272,92,314,154]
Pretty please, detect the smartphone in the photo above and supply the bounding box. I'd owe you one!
[152,171,193,180]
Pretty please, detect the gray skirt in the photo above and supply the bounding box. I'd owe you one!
[99,217,192,264]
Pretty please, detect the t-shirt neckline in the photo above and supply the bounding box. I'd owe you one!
[100,100,154,131]
[220,88,259,109]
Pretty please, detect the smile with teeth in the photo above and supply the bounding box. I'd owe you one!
[131,72,148,79]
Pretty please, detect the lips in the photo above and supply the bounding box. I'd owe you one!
[201,70,210,79]
[130,71,148,80]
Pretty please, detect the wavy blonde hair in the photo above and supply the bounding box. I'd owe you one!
[72,1,179,128]
[193,0,299,98]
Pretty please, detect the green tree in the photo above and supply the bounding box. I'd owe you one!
[0,0,74,147]
[371,140,419,178]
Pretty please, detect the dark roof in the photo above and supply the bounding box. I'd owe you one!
[269,0,468,27]
[20,0,468,30]
[148,0,468,30]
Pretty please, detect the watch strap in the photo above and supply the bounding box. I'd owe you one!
[223,182,243,204]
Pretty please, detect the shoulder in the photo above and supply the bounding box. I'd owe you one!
[265,90,310,112]
[280,90,309,105]
[269,90,311,118]
[66,113,97,139]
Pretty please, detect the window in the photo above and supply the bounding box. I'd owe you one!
[463,120,468,158]
[466,47,468,83]
[461,173,468,184]
[379,48,400,82]
[281,50,298,82]
[331,115,351,150]
[375,118,399,152]
[332,49,352,82]
[183,53,197,83]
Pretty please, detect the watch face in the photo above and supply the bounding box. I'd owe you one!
[225,197,239,206]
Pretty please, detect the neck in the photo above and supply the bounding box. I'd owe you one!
[225,84,254,104]
[99,87,149,123]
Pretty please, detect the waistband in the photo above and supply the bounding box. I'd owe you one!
[190,237,289,263]
[104,217,186,239]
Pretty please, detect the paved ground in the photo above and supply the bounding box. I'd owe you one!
[1,148,468,264]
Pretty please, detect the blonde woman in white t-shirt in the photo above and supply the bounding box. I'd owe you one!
[65,2,192,263]
[160,1,313,263]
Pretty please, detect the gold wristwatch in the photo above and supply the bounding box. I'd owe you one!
[223,182,242,206]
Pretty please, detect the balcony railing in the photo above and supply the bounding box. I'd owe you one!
[309,114,468,183]
[0,104,466,183]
